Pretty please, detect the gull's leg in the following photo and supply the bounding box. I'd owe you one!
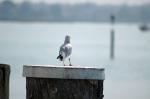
[63,60,65,66]
[69,58,72,66]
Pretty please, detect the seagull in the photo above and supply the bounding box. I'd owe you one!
[57,35,72,66]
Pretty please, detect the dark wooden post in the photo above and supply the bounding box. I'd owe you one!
[0,64,10,99]
[110,14,115,60]
[110,29,115,59]
[23,65,105,99]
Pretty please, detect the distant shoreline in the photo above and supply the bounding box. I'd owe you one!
[0,20,148,24]
[1,1,150,24]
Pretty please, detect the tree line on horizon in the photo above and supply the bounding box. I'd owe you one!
[0,1,150,23]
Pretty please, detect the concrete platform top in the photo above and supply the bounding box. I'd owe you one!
[23,65,105,80]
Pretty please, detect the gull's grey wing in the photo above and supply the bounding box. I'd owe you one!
[59,44,65,55]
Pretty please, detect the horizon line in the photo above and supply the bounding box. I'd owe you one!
[0,0,150,6]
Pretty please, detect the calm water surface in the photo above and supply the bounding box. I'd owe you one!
[0,22,150,99]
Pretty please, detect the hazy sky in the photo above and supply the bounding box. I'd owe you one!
[1,0,150,5]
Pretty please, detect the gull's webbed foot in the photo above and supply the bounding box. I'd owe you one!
[63,61,66,66]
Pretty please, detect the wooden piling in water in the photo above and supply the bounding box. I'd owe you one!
[23,65,105,99]
[110,29,115,59]
[0,64,10,99]
[110,14,115,60]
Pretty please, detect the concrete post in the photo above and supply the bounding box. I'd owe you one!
[23,65,105,99]
[0,64,10,99]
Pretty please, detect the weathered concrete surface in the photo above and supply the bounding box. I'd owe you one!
[0,64,10,99]
[23,65,105,80]
[23,65,105,99]
[26,78,104,99]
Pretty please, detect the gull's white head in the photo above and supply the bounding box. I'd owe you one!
[64,35,71,44]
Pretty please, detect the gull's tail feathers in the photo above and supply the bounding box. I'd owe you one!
[57,54,63,61]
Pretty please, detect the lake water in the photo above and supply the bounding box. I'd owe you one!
[0,22,150,99]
